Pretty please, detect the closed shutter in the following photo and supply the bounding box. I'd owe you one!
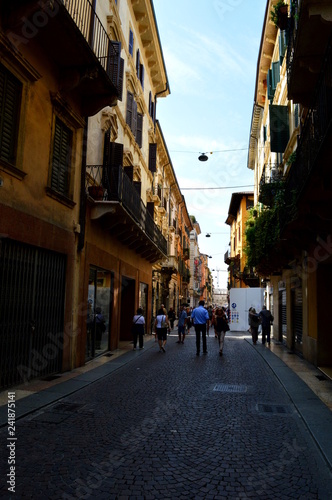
[272,61,280,91]
[51,118,72,196]
[117,57,124,101]
[133,181,141,197]
[109,142,123,167]
[140,63,144,89]
[136,49,140,79]
[132,99,137,138]
[0,65,22,164]
[147,202,154,218]
[270,104,289,153]
[126,91,133,127]
[279,31,287,65]
[148,143,157,172]
[267,69,274,101]
[129,29,134,57]
[136,112,143,148]
[107,41,121,90]
[124,166,133,182]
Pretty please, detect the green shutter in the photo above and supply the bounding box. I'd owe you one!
[272,61,280,91]
[0,64,22,164]
[270,105,289,153]
[267,69,274,101]
[51,118,72,196]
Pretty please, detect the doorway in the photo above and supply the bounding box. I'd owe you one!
[120,277,136,341]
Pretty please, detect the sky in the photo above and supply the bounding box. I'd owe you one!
[153,0,267,289]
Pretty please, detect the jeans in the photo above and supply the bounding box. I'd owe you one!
[195,324,207,353]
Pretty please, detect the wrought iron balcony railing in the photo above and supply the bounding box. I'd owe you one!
[86,165,167,255]
[63,0,121,87]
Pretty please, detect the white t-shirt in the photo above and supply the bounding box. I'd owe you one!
[133,314,145,325]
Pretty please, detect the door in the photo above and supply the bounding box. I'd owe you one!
[120,277,135,341]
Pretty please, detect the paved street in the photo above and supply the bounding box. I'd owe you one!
[1,332,332,499]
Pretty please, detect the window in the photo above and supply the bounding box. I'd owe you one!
[269,104,289,153]
[51,117,73,197]
[129,29,134,57]
[0,64,22,166]
[136,113,143,148]
[126,91,143,147]
[148,143,157,173]
[136,48,144,89]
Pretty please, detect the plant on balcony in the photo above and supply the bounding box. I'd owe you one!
[259,180,285,207]
[286,150,297,167]
[271,1,288,30]
[88,184,104,200]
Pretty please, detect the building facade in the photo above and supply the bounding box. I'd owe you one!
[247,0,332,375]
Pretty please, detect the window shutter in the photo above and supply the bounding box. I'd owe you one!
[279,31,287,65]
[272,61,280,91]
[109,142,123,167]
[0,65,22,164]
[267,69,274,101]
[263,125,267,143]
[117,58,124,101]
[270,105,289,153]
[132,99,137,138]
[140,63,144,89]
[107,41,121,90]
[294,103,299,128]
[136,49,140,79]
[51,118,72,196]
[136,112,143,148]
[126,91,133,127]
[129,29,134,57]
[148,91,152,116]
[148,143,157,173]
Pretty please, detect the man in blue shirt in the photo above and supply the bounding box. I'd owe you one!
[191,300,210,355]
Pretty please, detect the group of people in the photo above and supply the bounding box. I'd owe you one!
[248,306,274,345]
[132,301,274,355]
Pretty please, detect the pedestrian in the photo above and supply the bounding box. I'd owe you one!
[168,307,176,331]
[186,306,192,334]
[214,308,229,356]
[191,300,210,355]
[176,304,187,344]
[259,305,274,345]
[132,307,145,350]
[248,307,260,345]
[154,307,169,352]
[207,305,213,336]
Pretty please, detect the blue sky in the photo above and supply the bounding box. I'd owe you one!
[153,0,267,288]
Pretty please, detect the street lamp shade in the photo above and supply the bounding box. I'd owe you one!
[198,153,209,162]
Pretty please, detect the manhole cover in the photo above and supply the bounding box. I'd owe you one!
[257,403,291,415]
[213,384,248,393]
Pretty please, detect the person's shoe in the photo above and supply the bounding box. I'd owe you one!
[219,350,223,356]
[139,346,144,349]
[196,352,200,356]
[176,340,181,343]
[161,346,166,352]
[181,341,184,344]
[203,351,208,354]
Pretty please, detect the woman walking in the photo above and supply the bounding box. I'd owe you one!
[132,308,145,350]
[214,308,229,356]
[249,307,260,345]
[154,308,169,352]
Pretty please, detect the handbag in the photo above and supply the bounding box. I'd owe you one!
[161,315,168,328]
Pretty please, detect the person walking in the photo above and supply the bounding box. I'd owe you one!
[168,307,176,331]
[259,305,274,345]
[249,307,260,345]
[191,300,210,355]
[132,308,145,350]
[176,304,187,344]
[214,307,229,356]
[154,308,169,352]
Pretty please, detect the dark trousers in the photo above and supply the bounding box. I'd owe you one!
[133,331,144,348]
[262,326,271,344]
[251,326,258,344]
[195,324,207,353]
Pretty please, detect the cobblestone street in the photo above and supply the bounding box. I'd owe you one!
[1,332,332,499]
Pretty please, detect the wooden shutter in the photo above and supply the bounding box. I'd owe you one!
[270,105,289,153]
[117,58,124,101]
[133,181,141,197]
[136,49,140,79]
[132,99,137,138]
[272,61,280,91]
[279,31,287,65]
[103,129,111,166]
[109,142,123,167]
[140,63,144,89]
[107,41,121,90]
[136,113,143,148]
[0,64,22,164]
[129,29,134,57]
[124,166,133,182]
[126,91,133,127]
[51,118,72,196]
[267,69,274,101]
[148,143,157,173]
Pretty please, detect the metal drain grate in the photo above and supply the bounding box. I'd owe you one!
[257,403,291,415]
[213,384,248,393]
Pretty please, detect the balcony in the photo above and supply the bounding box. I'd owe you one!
[86,165,167,262]
[224,250,231,265]
[161,256,178,274]
[287,0,332,106]
[1,0,122,115]
[259,170,284,207]
[242,267,260,288]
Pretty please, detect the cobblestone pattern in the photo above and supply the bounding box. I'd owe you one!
[1,334,332,499]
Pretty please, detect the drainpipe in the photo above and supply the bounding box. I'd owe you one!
[78,119,88,252]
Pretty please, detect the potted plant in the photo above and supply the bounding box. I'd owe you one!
[271,1,288,30]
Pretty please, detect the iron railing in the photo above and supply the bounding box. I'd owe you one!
[286,0,299,91]
[62,0,120,86]
[86,165,167,256]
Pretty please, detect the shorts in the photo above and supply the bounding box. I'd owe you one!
[157,327,167,341]
[178,325,185,335]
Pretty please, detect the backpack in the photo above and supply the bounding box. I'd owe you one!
[161,315,168,328]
